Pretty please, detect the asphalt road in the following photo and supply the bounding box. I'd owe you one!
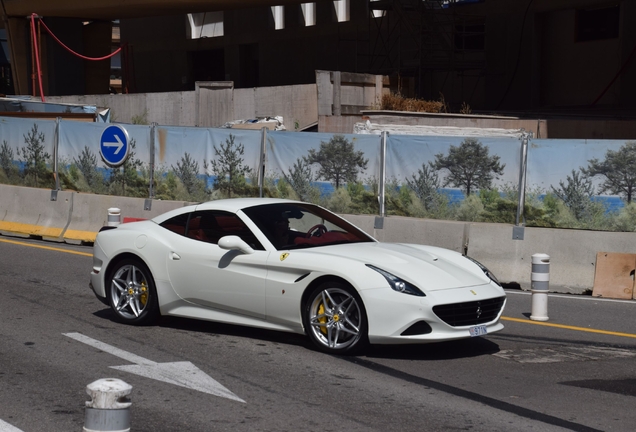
[1,236,635,432]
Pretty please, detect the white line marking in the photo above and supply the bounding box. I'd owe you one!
[504,289,636,304]
[65,332,156,365]
[64,332,245,403]
[0,419,24,432]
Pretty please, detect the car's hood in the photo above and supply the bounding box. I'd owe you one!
[300,242,490,291]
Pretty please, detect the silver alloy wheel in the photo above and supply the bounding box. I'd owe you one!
[308,287,363,350]
[110,263,150,320]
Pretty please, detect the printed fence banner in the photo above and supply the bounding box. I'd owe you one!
[526,139,636,230]
[266,131,381,210]
[57,121,153,197]
[4,111,636,232]
[385,134,522,220]
[155,126,262,200]
[0,116,58,189]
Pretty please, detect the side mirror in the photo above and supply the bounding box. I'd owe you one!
[218,235,255,254]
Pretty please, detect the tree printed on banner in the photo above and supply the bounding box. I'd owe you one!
[432,138,505,196]
[0,140,19,183]
[306,135,368,189]
[73,146,104,191]
[172,152,207,200]
[108,138,147,197]
[208,134,252,198]
[283,157,319,202]
[17,124,53,188]
[406,163,443,212]
[583,142,636,204]
[551,169,597,221]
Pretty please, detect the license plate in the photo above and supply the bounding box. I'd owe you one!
[469,325,487,337]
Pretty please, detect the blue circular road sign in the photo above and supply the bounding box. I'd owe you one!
[100,125,130,167]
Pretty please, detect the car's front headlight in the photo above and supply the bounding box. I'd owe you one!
[366,265,425,297]
[464,256,501,286]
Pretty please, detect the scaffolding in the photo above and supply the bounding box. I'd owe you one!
[362,0,486,104]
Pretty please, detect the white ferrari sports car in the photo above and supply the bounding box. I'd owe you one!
[90,198,506,354]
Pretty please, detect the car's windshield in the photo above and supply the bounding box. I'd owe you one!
[242,203,374,250]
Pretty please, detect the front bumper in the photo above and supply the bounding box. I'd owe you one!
[362,282,506,344]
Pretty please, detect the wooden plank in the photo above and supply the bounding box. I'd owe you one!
[592,252,636,299]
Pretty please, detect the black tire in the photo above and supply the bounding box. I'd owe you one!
[303,281,368,355]
[107,258,159,325]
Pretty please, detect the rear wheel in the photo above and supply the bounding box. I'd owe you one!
[303,282,368,355]
[107,258,159,325]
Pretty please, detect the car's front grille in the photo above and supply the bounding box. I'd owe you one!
[432,296,506,327]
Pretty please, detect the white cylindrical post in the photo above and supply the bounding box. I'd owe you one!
[83,378,132,432]
[107,208,121,227]
[530,253,550,321]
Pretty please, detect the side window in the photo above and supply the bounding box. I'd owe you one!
[159,213,190,236]
[186,210,265,251]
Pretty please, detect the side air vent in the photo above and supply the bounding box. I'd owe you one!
[401,321,432,336]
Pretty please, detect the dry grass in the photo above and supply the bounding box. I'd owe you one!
[378,93,448,113]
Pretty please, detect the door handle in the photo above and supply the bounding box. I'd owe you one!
[170,252,181,260]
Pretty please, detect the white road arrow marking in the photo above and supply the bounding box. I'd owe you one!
[0,419,24,432]
[103,135,124,154]
[64,332,244,403]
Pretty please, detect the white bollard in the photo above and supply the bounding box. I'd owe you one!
[530,253,550,321]
[107,208,121,227]
[83,378,132,432]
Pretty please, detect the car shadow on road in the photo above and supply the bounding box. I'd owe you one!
[157,315,311,347]
[93,308,500,359]
[363,337,501,360]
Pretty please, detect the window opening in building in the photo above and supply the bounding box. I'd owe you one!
[369,0,387,18]
[334,0,350,23]
[186,12,224,39]
[301,3,316,26]
[271,6,285,30]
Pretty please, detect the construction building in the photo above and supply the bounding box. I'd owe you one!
[0,0,634,114]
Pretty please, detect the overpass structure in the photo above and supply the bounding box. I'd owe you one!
[0,0,328,96]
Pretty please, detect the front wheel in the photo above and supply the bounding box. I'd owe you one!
[303,282,368,355]
[107,258,159,325]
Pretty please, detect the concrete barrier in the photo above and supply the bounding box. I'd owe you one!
[467,223,636,294]
[6,183,636,295]
[0,184,73,242]
[340,214,468,253]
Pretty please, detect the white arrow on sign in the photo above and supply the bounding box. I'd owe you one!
[64,332,244,403]
[103,135,124,154]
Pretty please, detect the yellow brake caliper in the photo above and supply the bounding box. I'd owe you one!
[140,282,148,306]
[318,303,327,334]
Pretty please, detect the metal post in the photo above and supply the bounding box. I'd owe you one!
[513,131,529,240]
[149,123,156,199]
[530,253,550,321]
[378,131,387,217]
[107,208,121,227]
[83,378,132,432]
[51,117,61,201]
[259,126,267,198]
